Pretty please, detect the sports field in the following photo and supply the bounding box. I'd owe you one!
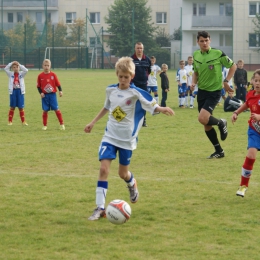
[0,69,259,260]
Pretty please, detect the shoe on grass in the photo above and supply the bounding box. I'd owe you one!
[8,122,12,126]
[42,126,47,131]
[22,122,28,126]
[59,124,65,130]
[207,150,225,159]
[88,207,106,221]
[127,178,139,203]
[218,119,228,141]
[236,185,247,197]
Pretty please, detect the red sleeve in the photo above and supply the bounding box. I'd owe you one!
[53,73,61,87]
[37,73,41,88]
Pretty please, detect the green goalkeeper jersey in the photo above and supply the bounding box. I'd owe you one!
[193,47,234,91]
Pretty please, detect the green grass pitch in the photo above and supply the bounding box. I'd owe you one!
[0,68,259,260]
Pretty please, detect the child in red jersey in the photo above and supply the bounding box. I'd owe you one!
[4,61,28,126]
[37,59,65,130]
[232,69,260,197]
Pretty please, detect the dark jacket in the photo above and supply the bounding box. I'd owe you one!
[131,53,151,88]
[234,68,247,86]
[160,72,169,90]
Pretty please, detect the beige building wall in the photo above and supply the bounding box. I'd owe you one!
[233,0,260,68]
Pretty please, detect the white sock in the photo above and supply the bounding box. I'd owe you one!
[190,96,194,106]
[96,186,107,209]
[125,171,135,187]
[154,96,159,104]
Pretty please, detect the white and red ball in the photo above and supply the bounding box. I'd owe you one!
[106,199,131,225]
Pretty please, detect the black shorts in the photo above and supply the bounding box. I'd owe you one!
[197,89,221,114]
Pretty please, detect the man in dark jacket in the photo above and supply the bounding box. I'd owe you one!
[131,42,151,127]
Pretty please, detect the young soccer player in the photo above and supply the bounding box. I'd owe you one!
[37,59,65,130]
[184,56,194,108]
[232,69,260,197]
[84,56,174,220]
[234,59,247,102]
[176,60,188,108]
[160,63,170,107]
[147,56,161,104]
[4,61,28,126]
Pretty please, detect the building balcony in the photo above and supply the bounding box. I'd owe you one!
[192,15,232,28]
[2,0,58,10]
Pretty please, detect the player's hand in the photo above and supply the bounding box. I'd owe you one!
[84,123,94,133]
[59,91,63,97]
[231,113,238,124]
[158,107,175,116]
[190,84,195,91]
[40,93,45,98]
[251,113,260,121]
[223,82,234,94]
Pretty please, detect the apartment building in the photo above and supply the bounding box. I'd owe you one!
[181,0,260,69]
[0,0,180,51]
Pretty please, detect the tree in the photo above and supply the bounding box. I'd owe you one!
[105,0,157,56]
[67,18,86,46]
[155,27,172,47]
[173,27,182,40]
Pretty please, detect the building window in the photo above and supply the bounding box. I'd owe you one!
[48,13,51,22]
[36,12,42,23]
[8,13,13,23]
[156,12,167,24]
[249,2,258,15]
[220,3,232,16]
[249,33,259,47]
[66,12,76,24]
[90,12,100,24]
[17,12,23,23]
[193,3,206,16]
[219,34,232,46]
[89,37,96,47]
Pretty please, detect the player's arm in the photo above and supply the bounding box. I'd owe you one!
[84,107,109,133]
[154,106,175,116]
[231,102,248,124]
[191,72,198,91]
[223,63,236,93]
[37,76,45,98]
[58,86,63,97]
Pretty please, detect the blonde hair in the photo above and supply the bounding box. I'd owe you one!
[187,56,193,60]
[43,59,51,65]
[237,59,244,64]
[161,63,168,69]
[179,60,185,65]
[115,57,135,76]
[12,61,19,67]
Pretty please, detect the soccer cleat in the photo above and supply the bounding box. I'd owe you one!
[88,207,106,220]
[236,186,247,197]
[42,126,47,131]
[59,124,65,130]
[218,119,228,141]
[22,122,28,126]
[207,150,225,159]
[190,105,194,108]
[8,122,12,126]
[127,178,139,203]
[142,122,148,127]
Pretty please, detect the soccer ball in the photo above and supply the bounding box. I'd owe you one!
[106,199,131,225]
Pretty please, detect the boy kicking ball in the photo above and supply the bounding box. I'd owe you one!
[84,56,174,220]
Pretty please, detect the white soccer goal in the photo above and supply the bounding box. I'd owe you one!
[44,47,80,60]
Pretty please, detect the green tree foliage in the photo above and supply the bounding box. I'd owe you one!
[24,17,38,49]
[105,0,157,56]
[5,22,24,48]
[173,27,182,40]
[54,22,68,46]
[67,18,86,46]
[252,14,260,49]
[155,28,172,47]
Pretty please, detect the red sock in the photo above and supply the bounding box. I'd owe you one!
[42,111,48,126]
[55,110,64,125]
[8,109,14,122]
[19,109,25,123]
[240,157,255,187]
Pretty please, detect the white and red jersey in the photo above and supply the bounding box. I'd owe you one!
[246,90,260,133]
[37,71,61,94]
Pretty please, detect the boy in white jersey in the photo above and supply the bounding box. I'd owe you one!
[85,56,174,220]
[184,56,194,108]
[176,60,188,108]
[147,56,161,104]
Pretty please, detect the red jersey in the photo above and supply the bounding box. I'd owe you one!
[13,72,20,88]
[37,71,61,94]
[246,90,260,133]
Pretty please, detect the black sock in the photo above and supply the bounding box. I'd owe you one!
[207,116,221,126]
[205,128,223,152]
